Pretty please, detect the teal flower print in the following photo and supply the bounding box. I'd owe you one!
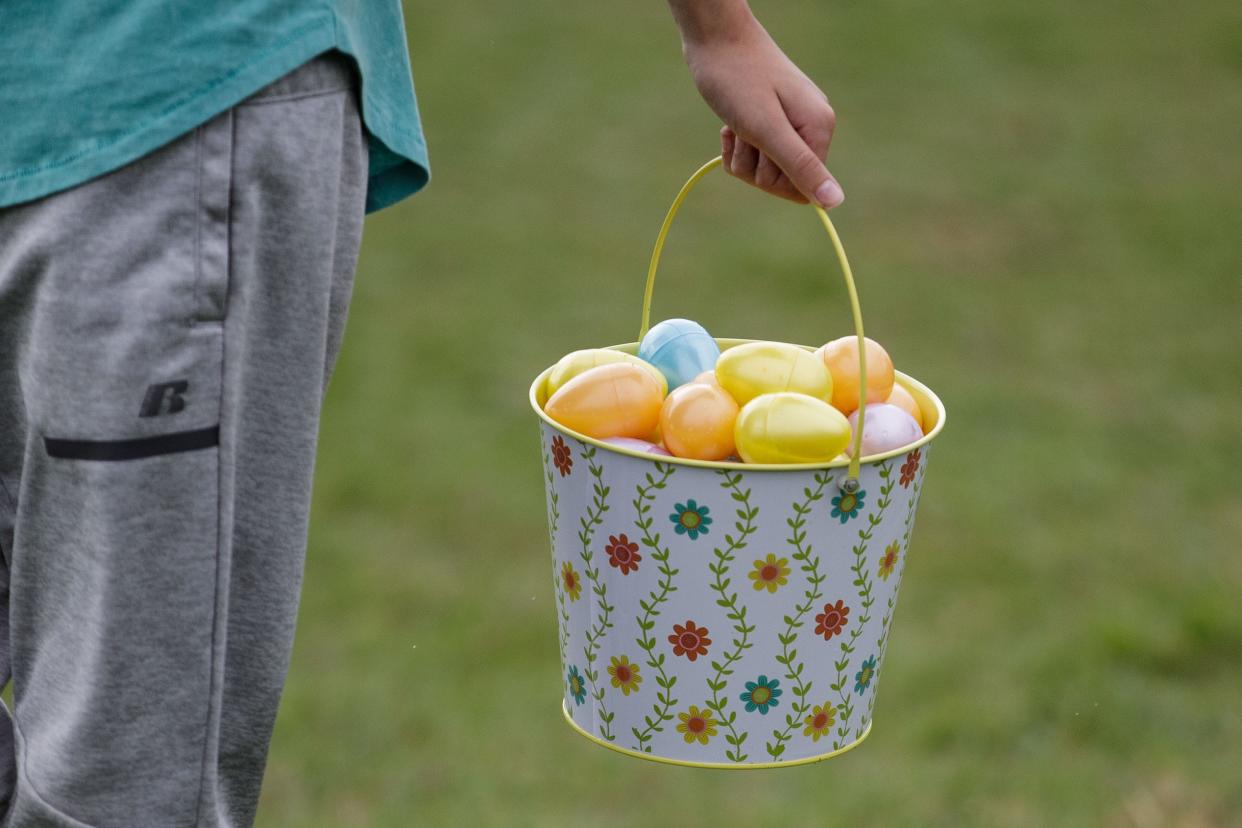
[739,674,783,714]
[854,656,877,694]
[670,499,712,540]
[567,665,587,705]
[830,490,866,524]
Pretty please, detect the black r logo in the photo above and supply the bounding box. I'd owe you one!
[139,380,189,417]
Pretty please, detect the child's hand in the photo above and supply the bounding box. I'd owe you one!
[669,1,843,208]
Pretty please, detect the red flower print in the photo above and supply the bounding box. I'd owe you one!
[668,620,712,661]
[605,533,642,575]
[551,435,573,477]
[561,561,582,602]
[878,541,900,581]
[814,600,850,641]
[899,449,921,488]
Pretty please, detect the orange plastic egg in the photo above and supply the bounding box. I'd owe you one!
[815,336,895,414]
[544,363,664,440]
[659,382,739,461]
[885,382,924,431]
[692,370,722,388]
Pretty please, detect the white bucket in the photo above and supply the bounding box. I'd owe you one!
[531,159,946,767]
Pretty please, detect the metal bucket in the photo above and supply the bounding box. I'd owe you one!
[531,158,946,767]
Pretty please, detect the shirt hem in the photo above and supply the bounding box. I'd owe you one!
[0,19,429,212]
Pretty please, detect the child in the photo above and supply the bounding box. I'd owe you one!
[0,1,838,824]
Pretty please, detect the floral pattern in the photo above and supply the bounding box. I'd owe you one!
[561,561,582,602]
[676,705,718,745]
[551,435,573,477]
[605,533,642,575]
[607,655,643,696]
[567,665,587,705]
[854,656,877,694]
[899,449,921,488]
[878,541,900,581]
[669,499,712,540]
[802,702,836,742]
[668,620,712,662]
[814,599,850,641]
[739,675,783,715]
[830,489,866,524]
[747,553,791,593]
[540,417,935,764]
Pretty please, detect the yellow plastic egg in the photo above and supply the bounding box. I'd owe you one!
[715,342,832,407]
[544,363,664,440]
[546,349,668,397]
[885,382,924,431]
[815,336,894,414]
[734,392,852,464]
[659,382,739,461]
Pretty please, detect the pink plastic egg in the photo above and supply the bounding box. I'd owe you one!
[603,437,672,456]
[845,403,923,458]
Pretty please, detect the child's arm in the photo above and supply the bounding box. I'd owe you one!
[667,0,843,208]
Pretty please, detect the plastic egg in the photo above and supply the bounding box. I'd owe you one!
[546,348,668,397]
[659,382,739,461]
[638,319,721,390]
[603,437,672,456]
[815,336,895,414]
[734,392,852,464]
[845,403,923,458]
[885,383,924,431]
[692,370,722,388]
[716,341,832,407]
[544,363,664,439]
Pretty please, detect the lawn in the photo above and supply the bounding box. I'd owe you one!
[258,1,1242,825]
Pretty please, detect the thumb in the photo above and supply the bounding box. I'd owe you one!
[759,121,844,208]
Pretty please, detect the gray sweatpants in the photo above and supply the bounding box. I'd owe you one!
[0,52,368,827]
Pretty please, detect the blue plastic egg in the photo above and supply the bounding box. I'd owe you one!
[638,319,721,390]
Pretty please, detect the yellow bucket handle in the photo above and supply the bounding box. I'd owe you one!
[638,156,868,491]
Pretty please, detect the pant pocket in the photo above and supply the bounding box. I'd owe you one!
[9,443,220,828]
[192,108,235,326]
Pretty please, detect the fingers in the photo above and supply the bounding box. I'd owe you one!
[720,98,842,208]
[730,136,759,180]
[720,127,810,203]
[759,116,843,208]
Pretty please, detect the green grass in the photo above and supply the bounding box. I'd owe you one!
[258,1,1242,824]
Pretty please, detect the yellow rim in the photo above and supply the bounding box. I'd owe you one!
[561,700,872,769]
[529,341,946,472]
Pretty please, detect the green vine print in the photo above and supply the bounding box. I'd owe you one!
[543,445,571,674]
[575,446,615,741]
[765,470,834,759]
[831,461,894,750]
[864,460,923,727]
[702,470,759,763]
[630,462,679,753]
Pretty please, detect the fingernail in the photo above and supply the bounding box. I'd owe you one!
[814,179,845,209]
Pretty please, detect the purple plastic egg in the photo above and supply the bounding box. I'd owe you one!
[845,403,923,458]
[602,437,673,456]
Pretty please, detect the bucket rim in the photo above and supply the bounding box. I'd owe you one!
[560,700,872,768]
[530,338,946,472]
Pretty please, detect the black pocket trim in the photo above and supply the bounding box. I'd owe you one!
[44,425,220,461]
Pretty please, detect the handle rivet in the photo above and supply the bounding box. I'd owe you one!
[841,477,860,494]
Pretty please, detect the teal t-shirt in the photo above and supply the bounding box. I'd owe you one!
[0,1,429,213]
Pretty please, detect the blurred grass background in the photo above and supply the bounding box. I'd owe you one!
[257,0,1242,825]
